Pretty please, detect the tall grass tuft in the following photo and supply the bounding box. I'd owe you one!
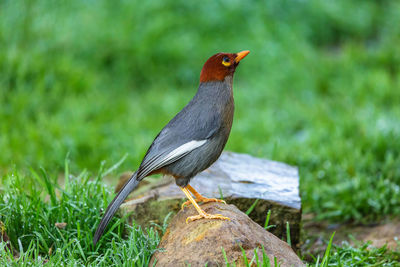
[0,160,161,265]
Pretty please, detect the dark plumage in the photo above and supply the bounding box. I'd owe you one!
[93,51,250,245]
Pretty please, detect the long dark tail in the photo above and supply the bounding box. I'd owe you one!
[93,171,140,245]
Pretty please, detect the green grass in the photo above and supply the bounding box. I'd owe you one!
[1,0,400,265]
[1,0,400,223]
[0,162,162,266]
[325,241,400,267]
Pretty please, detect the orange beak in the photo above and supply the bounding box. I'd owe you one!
[235,50,250,63]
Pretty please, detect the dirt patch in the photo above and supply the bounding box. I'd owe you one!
[301,214,400,259]
[361,221,400,249]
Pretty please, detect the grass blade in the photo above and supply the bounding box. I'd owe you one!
[264,210,272,229]
[222,247,230,267]
[39,168,57,206]
[286,221,291,247]
[320,232,335,267]
[102,154,128,178]
[218,186,224,200]
[246,199,259,215]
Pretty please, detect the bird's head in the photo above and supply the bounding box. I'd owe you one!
[199,50,250,83]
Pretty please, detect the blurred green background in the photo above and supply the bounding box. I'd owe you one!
[1,0,400,223]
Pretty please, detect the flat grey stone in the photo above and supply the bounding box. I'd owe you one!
[180,151,300,209]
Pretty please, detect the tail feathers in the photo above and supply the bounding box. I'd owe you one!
[93,172,139,245]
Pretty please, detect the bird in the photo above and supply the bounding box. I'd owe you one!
[93,50,250,245]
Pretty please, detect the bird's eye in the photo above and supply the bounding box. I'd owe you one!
[222,56,231,67]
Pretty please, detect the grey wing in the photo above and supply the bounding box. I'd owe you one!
[136,128,207,179]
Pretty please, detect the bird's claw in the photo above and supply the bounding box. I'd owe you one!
[181,198,226,210]
[185,213,231,224]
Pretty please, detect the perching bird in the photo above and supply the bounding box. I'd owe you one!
[93,50,250,245]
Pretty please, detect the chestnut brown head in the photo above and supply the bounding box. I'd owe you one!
[199,50,250,83]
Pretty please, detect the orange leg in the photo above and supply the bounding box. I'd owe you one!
[180,186,230,223]
[181,184,226,210]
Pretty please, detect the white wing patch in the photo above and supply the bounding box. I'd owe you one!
[164,140,207,162]
[138,140,207,178]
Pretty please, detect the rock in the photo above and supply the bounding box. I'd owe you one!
[150,202,304,267]
[120,151,301,248]
[54,222,67,229]
[0,221,18,257]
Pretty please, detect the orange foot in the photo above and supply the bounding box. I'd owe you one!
[186,211,231,224]
[181,197,226,210]
[180,186,230,224]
